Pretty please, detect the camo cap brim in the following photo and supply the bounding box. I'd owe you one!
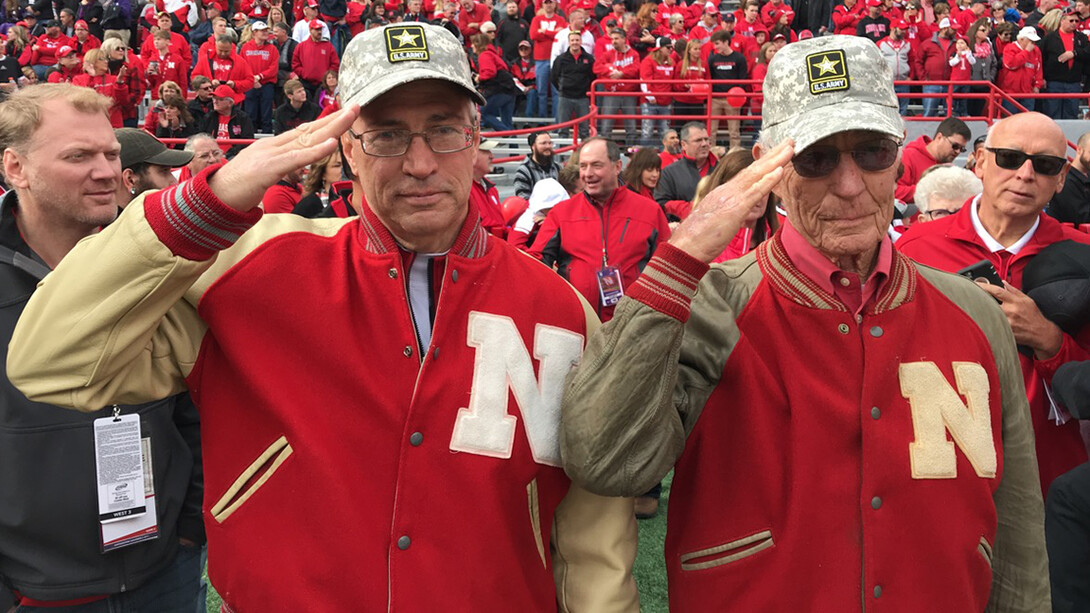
[760,35,904,153]
[340,23,486,110]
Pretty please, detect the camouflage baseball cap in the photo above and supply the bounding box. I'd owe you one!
[340,23,485,109]
[760,35,904,153]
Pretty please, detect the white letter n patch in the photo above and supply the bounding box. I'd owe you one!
[449,312,584,467]
[900,361,997,479]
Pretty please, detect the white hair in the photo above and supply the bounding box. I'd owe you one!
[914,165,982,213]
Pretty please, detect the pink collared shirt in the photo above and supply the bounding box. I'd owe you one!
[779,219,893,315]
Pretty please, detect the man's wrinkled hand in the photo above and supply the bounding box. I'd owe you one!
[977,280,1063,359]
[208,104,360,212]
[667,140,793,263]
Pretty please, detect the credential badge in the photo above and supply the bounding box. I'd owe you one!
[386,24,429,63]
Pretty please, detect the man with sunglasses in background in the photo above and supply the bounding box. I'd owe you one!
[7,23,639,611]
[560,35,1049,610]
[898,112,1090,500]
[896,116,971,204]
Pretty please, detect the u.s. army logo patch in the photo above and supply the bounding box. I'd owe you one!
[386,25,429,62]
[806,50,849,95]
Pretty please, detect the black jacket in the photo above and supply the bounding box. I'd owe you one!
[1049,165,1090,225]
[551,49,595,98]
[496,15,529,62]
[1041,29,1090,83]
[0,193,204,600]
[197,106,255,158]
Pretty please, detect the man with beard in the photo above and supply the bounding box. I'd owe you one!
[114,128,193,207]
[897,117,971,203]
[496,0,528,62]
[660,128,682,167]
[513,131,562,199]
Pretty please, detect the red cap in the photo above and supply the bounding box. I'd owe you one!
[308,18,323,28]
[232,11,247,20]
[212,84,243,102]
[74,19,88,29]
[892,18,908,27]
[867,0,882,6]
[306,0,318,7]
[704,3,718,13]
[57,45,75,57]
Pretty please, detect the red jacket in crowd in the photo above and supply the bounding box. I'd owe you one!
[640,53,676,105]
[26,32,74,66]
[832,1,865,34]
[529,13,567,61]
[593,46,640,92]
[144,50,189,98]
[915,35,955,80]
[193,50,255,93]
[239,39,280,88]
[72,72,129,127]
[291,38,339,84]
[46,64,83,83]
[528,186,670,321]
[457,1,492,40]
[674,60,708,103]
[896,135,937,203]
[998,40,1043,93]
[139,30,192,71]
[475,44,509,83]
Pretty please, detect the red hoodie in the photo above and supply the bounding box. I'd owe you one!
[896,135,937,204]
[239,39,280,86]
[593,46,640,92]
[998,40,1043,93]
[529,13,567,61]
[640,53,676,105]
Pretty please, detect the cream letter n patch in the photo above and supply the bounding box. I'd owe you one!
[900,361,997,479]
[449,312,584,467]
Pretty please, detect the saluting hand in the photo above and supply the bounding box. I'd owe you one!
[208,104,360,212]
[667,140,793,263]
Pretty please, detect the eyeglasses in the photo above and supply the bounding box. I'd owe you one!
[792,138,901,178]
[924,208,958,219]
[347,124,477,157]
[944,136,965,153]
[195,149,226,161]
[985,147,1066,175]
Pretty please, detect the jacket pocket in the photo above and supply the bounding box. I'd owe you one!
[680,529,774,571]
[978,536,992,568]
[527,478,547,568]
[210,435,293,523]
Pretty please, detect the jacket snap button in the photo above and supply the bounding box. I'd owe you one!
[410,432,423,446]
[838,323,850,334]
[388,268,397,279]
[451,270,459,283]
[403,346,413,357]
[870,326,884,337]
[397,535,411,550]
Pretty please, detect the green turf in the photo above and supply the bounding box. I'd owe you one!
[633,472,670,613]
[204,474,672,612]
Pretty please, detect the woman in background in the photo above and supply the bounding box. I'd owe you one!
[622,147,662,201]
[691,149,779,262]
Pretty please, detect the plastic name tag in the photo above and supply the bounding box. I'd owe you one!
[597,266,625,307]
[101,437,160,552]
[93,412,147,523]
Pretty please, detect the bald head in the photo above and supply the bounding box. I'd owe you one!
[976,112,1069,243]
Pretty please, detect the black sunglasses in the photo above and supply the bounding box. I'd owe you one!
[985,147,1066,176]
[792,138,901,178]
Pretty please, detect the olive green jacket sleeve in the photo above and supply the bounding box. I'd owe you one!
[915,266,1050,612]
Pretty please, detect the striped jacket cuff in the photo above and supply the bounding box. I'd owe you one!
[628,242,708,322]
[144,163,264,261]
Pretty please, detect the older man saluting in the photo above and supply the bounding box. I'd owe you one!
[898,111,1090,496]
[8,23,638,612]
[560,35,1049,611]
